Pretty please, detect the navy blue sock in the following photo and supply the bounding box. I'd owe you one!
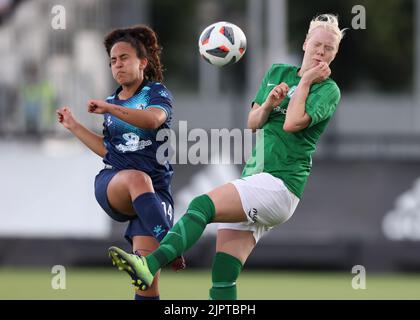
[134,294,159,300]
[132,192,171,242]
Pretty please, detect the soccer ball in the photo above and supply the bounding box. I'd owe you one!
[198,21,247,67]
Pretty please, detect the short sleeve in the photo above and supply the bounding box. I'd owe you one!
[305,82,341,127]
[252,67,272,106]
[145,83,173,119]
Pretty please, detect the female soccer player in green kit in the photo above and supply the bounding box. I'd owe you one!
[108,14,345,299]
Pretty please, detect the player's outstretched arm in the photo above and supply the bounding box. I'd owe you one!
[57,106,107,158]
[87,99,166,130]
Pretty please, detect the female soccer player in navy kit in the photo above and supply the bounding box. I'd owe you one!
[57,25,184,300]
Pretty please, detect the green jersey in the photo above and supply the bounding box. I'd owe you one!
[242,63,341,198]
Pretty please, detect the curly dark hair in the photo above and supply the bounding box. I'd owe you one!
[104,24,164,82]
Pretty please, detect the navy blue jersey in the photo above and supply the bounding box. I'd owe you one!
[102,80,174,190]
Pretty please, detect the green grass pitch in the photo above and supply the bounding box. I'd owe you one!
[0,267,419,300]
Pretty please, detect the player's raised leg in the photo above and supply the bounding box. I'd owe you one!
[109,182,248,290]
[107,170,172,242]
[106,169,171,292]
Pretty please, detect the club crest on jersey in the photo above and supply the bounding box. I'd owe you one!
[287,85,297,98]
[135,103,147,110]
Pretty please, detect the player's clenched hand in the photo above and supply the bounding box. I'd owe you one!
[302,62,331,84]
[171,255,187,272]
[265,82,289,109]
[57,106,78,130]
[87,99,111,114]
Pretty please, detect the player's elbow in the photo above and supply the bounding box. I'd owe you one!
[142,117,162,130]
[283,122,299,133]
[247,120,258,133]
[149,119,161,130]
[283,116,311,133]
[247,115,263,133]
[283,121,306,133]
[96,145,107,158]
[98,149,107,158]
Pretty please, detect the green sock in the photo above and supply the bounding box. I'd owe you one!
[209,252,243,300]
[146,194,215,275]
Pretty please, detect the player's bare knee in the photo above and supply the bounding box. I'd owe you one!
[125,170,153,194]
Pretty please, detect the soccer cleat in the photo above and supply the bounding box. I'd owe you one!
[108,246,154,291]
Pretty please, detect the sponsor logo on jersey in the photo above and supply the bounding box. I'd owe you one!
[271,85,297,114]
[116,132,152,153]
[273,106,287,114]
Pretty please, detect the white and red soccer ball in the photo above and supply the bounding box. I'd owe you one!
[198,21,247,67]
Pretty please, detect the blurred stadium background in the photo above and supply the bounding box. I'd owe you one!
[1,0,420,299]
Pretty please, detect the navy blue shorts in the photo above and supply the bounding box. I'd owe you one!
[94,168,174,244]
